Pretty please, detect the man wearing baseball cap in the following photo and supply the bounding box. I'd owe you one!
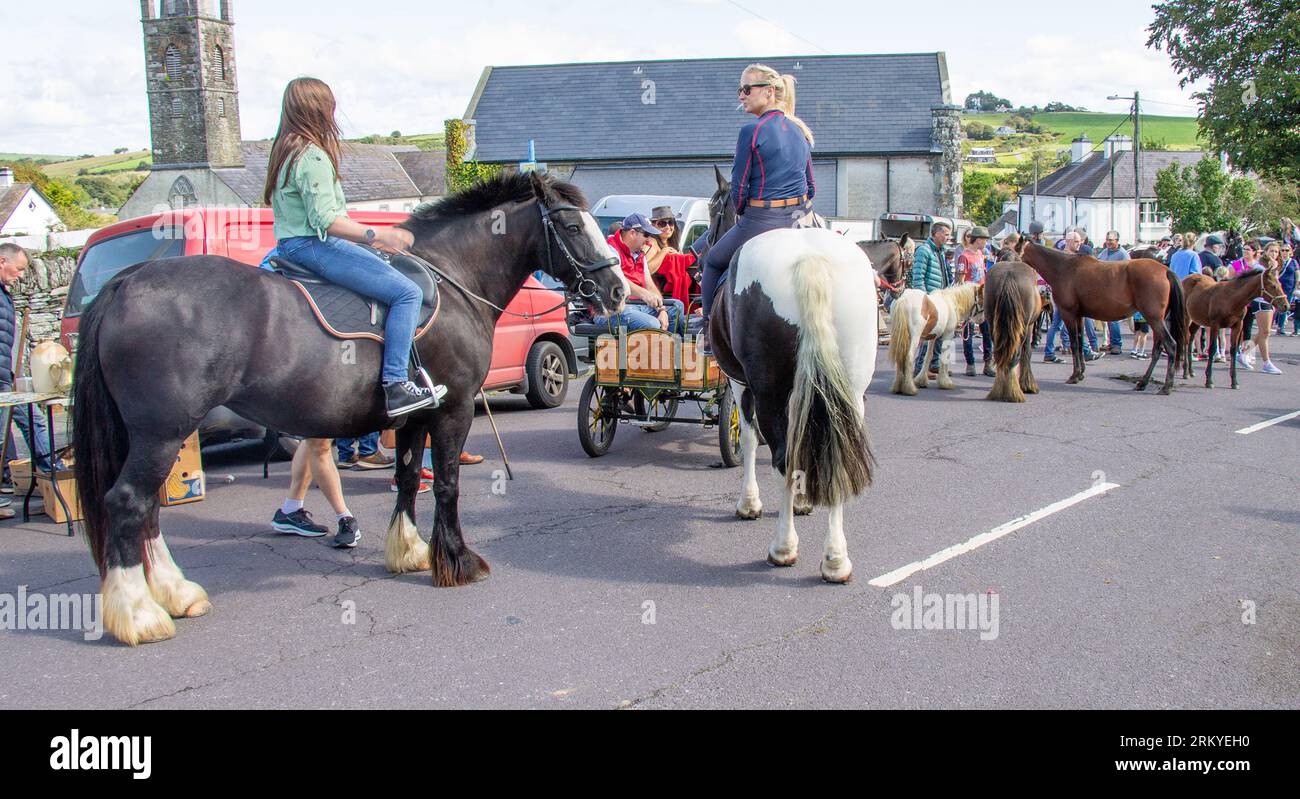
[1199,234,1225,272]
[590,213,685,333]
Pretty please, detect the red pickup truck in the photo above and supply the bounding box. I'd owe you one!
[60,207,578,453]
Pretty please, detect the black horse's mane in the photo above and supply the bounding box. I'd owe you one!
[402,171,587,235]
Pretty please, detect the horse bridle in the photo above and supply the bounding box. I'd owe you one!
[398,200,620,322]
[1257,269,1288,309]
[538,201,619,303]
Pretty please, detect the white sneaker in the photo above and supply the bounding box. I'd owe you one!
[1261,361,1282,375]
[1236,354,1254,371]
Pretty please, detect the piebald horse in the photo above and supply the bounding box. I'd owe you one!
[886,283,982,395]
[708,228,878,582]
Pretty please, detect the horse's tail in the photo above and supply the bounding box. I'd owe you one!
[72,278,130,577]
[887,291,914,369]
[786,252,874,507]
[990,282,1028,368]
[1164,268,1188,363]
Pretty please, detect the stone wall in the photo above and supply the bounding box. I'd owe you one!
[10,254,76,358]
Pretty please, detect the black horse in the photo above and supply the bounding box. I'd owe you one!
[73,172,627,645]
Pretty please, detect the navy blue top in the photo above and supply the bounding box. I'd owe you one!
[730,110,814,211]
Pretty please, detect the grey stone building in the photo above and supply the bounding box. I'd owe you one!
[463,54,963,219]
[121,0,444,219]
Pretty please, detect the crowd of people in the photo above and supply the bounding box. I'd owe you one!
[903,217,1300,377]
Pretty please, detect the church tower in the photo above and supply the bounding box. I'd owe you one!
[140,0,243,169]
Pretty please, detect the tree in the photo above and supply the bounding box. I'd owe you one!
[963,121,994,141]
[1149,0,1300,182]
[962,171,997,221]
[1154,155,1261,233]
[964,90,1012,113]
[1010,149,1070,190]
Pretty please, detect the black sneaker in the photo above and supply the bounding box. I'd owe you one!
[272,508,328,537]
[384,380,447,417]
[333,516,361,549]
[1043,355,1064,363]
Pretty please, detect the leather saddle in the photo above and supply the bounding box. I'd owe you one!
[269,253,441,342]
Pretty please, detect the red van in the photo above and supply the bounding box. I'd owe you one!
[60,207,578,453]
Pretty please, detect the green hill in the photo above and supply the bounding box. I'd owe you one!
[42,150,152,178]
[964,111,1203,151]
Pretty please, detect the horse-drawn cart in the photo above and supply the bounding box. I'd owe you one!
[571,321,741,466]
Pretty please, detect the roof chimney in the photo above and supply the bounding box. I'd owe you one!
[1071,134,1092,164]
[1103,134,1132,159]
[0,168,13,190]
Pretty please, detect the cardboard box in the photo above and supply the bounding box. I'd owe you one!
[9,457,32,485]
[159,431,205,507]
[37,469,83,523]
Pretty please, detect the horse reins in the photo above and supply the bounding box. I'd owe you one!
[398,201,618,321]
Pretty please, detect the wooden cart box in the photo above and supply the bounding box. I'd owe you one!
[594,331,720,387]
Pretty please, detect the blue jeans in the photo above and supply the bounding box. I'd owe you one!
[1044,307,1097,357]
[1107,321,1123,349]
[278,235,422,384]
[593,298,685,334]
[1,389,56,478]
[963,321,991,365]
[914,336,944,374]
[337,432,380,461]
[701,203,808,318]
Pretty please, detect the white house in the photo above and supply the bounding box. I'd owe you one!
[0,168,63,237]
[1016,135,1204,245]
[995,126,1017,136]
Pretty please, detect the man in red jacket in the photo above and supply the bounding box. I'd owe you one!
[593,213,685,333]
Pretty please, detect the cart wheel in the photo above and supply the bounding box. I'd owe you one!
[634,391,679,433]
[577,376,618,457]
[718,384,742,467]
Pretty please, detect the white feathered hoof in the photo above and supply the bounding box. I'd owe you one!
[104,566,177,646]
[150,577,211,619]
[820,556,853,584]
[767,546,798,567]
[385,513,431,574]
[735,495,763,520]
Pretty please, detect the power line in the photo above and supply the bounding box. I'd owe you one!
[722,0,833,54]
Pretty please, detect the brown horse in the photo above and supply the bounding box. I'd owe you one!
[858,233,913,291]
[1022,243,1187,394]
[1182,267,1288,389]
[983,261,1042,402]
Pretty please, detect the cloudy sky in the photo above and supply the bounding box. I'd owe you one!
[1,0,1202,156]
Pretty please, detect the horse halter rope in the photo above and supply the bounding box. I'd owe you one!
[1257,269,1288,310]
[538,202,620,303]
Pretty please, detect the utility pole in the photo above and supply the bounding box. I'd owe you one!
[1133,91,1141,246]
[1108,90,1142,244]
[1032,156,1038,227]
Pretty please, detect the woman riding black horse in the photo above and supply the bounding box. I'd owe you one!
[699,63,816,353]
[264,77,445,417]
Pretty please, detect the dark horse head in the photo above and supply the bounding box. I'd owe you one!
[692,165,738,263]
[400,171,627,317]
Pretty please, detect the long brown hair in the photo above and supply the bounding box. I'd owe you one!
[262,77,343,205]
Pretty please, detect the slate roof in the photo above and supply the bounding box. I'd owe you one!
[1022,150,1206,199]
[394,149,446,196]
[213,141,443,205]
[466,53,949,163]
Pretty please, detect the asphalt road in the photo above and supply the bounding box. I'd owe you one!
[1,332,1297,709]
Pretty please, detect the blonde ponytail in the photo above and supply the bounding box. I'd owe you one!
[744,63,815,147]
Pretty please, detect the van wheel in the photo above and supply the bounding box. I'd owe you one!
[525,341,568,409]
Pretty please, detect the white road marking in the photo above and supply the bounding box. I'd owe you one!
[1235,410,1300,435]
[868,482,1122,588]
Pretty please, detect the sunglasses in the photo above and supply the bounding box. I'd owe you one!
[652,219,675,228]
[738,83,771,96]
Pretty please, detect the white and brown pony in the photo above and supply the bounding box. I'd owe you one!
[708,228,878,583]
[887,282,982,394]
